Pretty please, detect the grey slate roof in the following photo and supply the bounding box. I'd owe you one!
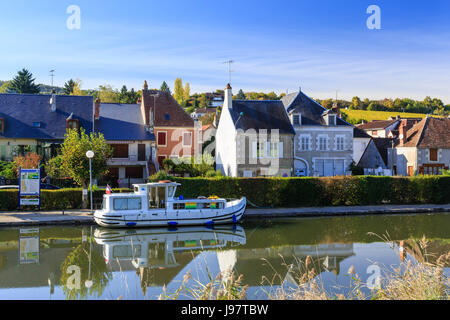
[0,93,93,140]
[95,103,155,141]
[230,100,295,135]
[281,91,351,127]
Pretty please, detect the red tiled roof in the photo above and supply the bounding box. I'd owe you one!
[399,117,450,148]
[142,90,194,128]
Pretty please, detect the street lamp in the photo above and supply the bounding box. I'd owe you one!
[86,150,94,213]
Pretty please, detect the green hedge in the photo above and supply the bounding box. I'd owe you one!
[0,188,132,211]
[170,176,450,208]
[1,176,449,211]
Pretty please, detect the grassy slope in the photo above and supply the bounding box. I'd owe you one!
[341,109,439,123]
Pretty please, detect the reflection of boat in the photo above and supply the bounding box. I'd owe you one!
[94,225,246,269]
[94,182,246,228]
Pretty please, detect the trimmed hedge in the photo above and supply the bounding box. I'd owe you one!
[1,176,449,211]
[0,188,132,211]
[170,176,450,208]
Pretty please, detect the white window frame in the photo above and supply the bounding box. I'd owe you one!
[335,135,345,151]
[299,134,312,151]
[317,134,329,151]
[291,113,301,126]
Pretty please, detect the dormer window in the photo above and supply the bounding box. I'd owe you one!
[0,118,4,134]
[67,119,79,130]
[32,122,41,128]
[328,114,336,126]
[291,113,301,126]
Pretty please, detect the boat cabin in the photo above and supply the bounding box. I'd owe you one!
[102,181,226,212]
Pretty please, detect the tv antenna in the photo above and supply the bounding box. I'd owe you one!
[223,60,234,84]
[49,69,55,87]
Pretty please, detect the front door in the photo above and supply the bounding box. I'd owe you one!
[324,160,334,177]
[407,166,414,176]
[138,144,146,161]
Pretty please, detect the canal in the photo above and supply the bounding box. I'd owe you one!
[0,213,449,300]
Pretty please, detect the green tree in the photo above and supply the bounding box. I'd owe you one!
[183,82,191,103]
[60,128,113,208]
[173,78,184,105]
[98,84,120,103]
[0,81,11,93]
[9,69,40,94]
[71,79,83,96]
[160,81,171,94]
[63,79,76,95]
[235,89,246,100]
[351,96,363,110]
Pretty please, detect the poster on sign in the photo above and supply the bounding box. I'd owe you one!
[19,168,41,209]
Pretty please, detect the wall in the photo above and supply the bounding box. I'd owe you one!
[0,139,38,161]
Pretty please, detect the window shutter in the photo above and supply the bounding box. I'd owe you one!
[279,142,283,158]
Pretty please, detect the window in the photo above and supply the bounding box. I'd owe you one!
[173,203,186,210]
[300,135,311,151]
[113,197,142,210]
[267,141,283,158]
[164,113,170,121]
[113,245,141,258]
[125,166,143,179]
[318,136,328,151]
[32,122,41,128]
[430,148,438,162]
[336,136,345,151]
[0,118,4,133]
[292,114,301,126]
[67,119,79,130]
[183,132,192,146]
[157,132,167,146]
[111,144,129,158]
[328,115,336,126]
[372,130,378,137]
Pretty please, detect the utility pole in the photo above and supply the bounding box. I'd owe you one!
[49,70,55,88]
[223,60,234,84]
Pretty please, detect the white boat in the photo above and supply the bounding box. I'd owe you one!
[94,181,246,228]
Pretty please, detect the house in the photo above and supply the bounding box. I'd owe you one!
[0,93,93,161]
[281,90,354,177]
[353,127,372,164]
[190,107,217,120]
[216,84,295,177]
[356,118,401,138]
[389,117,450,176]
[94,100,156,187]
[141,81,200,169]
[357,138,392,175]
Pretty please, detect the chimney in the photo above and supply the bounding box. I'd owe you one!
[224,83,233,110]
[143,80,149,92]
[94,98,101,120]
[50,94,57,112]
[399,120,407,145]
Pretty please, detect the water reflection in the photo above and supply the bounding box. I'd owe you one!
[0,213,448,300]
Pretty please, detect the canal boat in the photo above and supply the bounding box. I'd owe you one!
[93,181,246,228]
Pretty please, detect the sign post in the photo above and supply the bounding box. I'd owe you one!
[19,167,41,210]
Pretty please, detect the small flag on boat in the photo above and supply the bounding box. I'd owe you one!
[106,185,112,194]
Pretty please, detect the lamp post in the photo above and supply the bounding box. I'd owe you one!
[86,150,94,213]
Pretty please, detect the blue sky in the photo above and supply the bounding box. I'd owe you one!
[1,0,449,102]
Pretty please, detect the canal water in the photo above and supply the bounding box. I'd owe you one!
[0,213,449,300]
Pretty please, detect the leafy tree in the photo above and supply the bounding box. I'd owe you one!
[97,84,120,103]
[351,96,363,110]
[60,128,113,208]
[173,78,184,105]
[64,79,76,95]
[9,69,40,94]
[13,152,41,175]
[235,89,246,100]
[160,81,171,94]
[183,82,191,103]
[45,155,67,179]
[0,81,12,93]
[199,94,209,108]
[72,79,83,96]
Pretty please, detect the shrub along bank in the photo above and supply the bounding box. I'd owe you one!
[0,188,132,211]
[0,176,449,211]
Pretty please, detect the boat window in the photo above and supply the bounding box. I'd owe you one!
[134,186,139,193]
[112,245,142,258]
[113,197,142,210]
[168,186,175,198]
[173,203,185,210]
[148,187,166,209]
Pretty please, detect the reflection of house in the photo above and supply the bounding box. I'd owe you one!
[216,84,295,177]
[282,90,354,177]
[0,93,93,161]
[389,117,450,176]
[95,101,156,187]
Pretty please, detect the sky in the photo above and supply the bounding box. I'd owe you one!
[0,0,449,102]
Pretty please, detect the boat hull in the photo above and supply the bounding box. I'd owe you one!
[94,197,246,228]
